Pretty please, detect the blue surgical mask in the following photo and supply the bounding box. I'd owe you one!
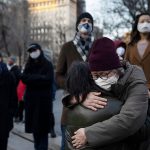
[78,23,92,34]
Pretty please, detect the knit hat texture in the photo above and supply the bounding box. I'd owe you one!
[76,12,93,31]
[88,37,121,71]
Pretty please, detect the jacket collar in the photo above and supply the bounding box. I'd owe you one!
[142,42,150,59]
[134,42,150,62]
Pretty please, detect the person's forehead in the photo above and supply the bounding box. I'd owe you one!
[28,48,38,53]
[80,17,92,22]
[139,15,150,21]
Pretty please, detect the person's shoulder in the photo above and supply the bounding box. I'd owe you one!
[43,56,54,69]
[124,62,146,82]
[126,42,136,50]
[132,65,146,80]
[12,65,20,70]
[61,41,74,49]
[44,56,52,65]
[59,41,74,56]
[63,41,73,46]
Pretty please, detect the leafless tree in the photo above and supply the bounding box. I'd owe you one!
[99,0,150,38]
[0,1,10,56]
[0,0,29,67]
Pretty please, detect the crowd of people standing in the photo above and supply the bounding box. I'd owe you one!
[0,11,150,150]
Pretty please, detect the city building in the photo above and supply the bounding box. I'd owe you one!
[27,0,77,63]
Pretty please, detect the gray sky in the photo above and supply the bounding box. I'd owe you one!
[85,0,130,39]
[85,0,102,26]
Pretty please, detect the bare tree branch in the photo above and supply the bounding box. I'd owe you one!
[100,0,150,38]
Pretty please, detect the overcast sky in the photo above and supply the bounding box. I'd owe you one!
[85,0,104,27]
[85,0,99,11]
[85,0,102,21]
[85,0,129,39]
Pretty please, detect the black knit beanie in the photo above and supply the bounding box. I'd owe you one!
[76,12,94,31]
[89,37,121,71]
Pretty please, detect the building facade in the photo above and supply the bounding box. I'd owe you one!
[28,0,77,63]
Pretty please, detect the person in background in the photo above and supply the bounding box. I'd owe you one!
[21,43,54,150]
[62,37,148,150]
[7,56,21,122]
[114,40,126,60]
[0,53,17,150]
[55,12,99,150]
[125,12,150,92]
[125,12,150,150]
[7,56,21,86]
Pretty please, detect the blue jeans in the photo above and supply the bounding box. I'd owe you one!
[61,125,66,150]
[33,133,48,150]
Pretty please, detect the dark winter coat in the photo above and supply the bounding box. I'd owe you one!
[63,62,148,150]
[0,62,17,139]
[56,41,84,125]
[21,52,54,134]
[9,65,21,87]
[56,41,83,89]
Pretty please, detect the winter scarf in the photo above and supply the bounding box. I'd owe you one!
[73,32,94,61]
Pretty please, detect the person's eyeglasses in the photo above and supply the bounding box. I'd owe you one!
[92,70,117,80]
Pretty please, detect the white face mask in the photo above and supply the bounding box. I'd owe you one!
[116,47,125,57]
[30,49,41,59]
[95,75,119,91]
[137,22,150,33]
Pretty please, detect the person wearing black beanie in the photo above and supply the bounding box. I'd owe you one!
[56,12,95,150]
[76,12,94,32]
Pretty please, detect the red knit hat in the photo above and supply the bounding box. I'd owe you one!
[88,37,122,71]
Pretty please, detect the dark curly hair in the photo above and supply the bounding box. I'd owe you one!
[129,12,150,46]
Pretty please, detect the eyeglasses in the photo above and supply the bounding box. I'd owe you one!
[92,70,117,80]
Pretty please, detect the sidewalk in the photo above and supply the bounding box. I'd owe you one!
[10,122,61,150]
[8,89,63,150]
